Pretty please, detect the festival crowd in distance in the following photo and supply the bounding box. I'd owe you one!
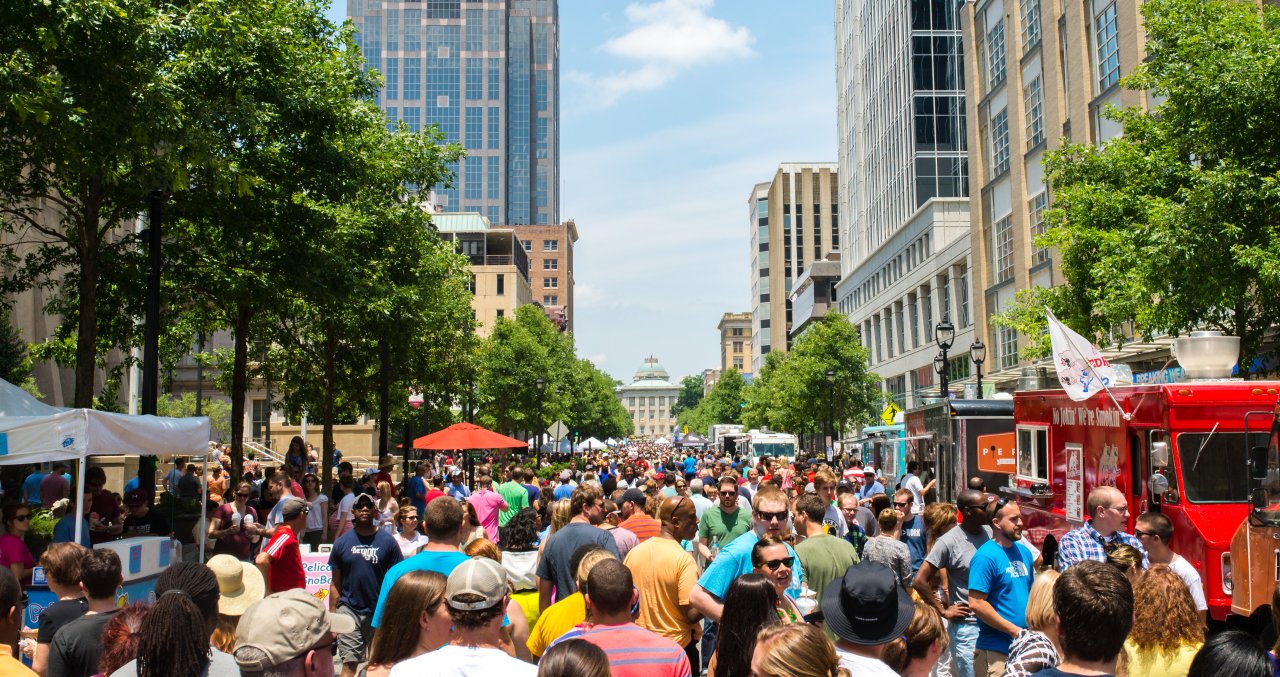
[0,437,1276,677]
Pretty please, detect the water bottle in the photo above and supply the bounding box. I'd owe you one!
[709,542,719,560]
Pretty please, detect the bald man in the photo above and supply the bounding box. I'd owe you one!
[1057,485,1147,570]
[623,495,703,669]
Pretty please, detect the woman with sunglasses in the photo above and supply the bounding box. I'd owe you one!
[708,573,783,677]
[394,505,428,558]
[751,535,804,624]
[209,482,261,561]
[0,505,34,586]
[301,473,328,549]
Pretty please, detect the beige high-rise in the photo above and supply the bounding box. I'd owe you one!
[749,164,840,373]
[718,312,751,375]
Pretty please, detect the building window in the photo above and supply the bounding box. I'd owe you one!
[999,324,1019,369]
[542,294,558,305]
[496,273,505,296]
[1020,0,1041,50]
[993,216,1014,284]
[908,294,920,348]
[543,277,558,289]
[521,240,531,251]
[986,18,1007,90]
[468,274,476,294]
[1095,2,1120,91]
[921,286,933,338]
[543,239,558,252]
[496,309,504,319]
[1029,192,1050,264]
[991,108,1010,176]
[733,341,743,353]
[1024,76,1045,148]
[543,258,559,271]
[957,265,971,328]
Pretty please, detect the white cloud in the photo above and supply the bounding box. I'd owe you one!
[587,354,609,366]
[570,0,754,107]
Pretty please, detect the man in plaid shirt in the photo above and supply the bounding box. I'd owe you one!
[1056,486,1147,570]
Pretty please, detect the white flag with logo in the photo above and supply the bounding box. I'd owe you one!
[1046,308,1119,401]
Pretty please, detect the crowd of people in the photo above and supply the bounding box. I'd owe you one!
[3,444,1280,677]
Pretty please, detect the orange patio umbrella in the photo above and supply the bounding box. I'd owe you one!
[412,421,529,450]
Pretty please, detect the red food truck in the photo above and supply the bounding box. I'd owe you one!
[1011,380,1280,621]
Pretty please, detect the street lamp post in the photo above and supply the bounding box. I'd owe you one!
[970,340,987,399]
[534,378,546,468]
[933,354,947,401]
[935,320,956,399]
[825,369,836,462]
[408,389,424,484]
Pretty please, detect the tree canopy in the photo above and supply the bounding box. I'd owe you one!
[676,369,745,435]
[670,374,705,418]
[994,0,1280,371]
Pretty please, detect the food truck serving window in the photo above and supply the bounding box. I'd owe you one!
[1017,427,1050,482]
[1176,432,1264,503]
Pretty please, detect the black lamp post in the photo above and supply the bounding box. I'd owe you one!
[408,389,424,483]
[825,369,836,462]
[935,320,955,399]
[933,354,947,401]
[534,377,546,468]
[970,340,987,399]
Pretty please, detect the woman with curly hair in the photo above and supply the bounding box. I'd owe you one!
[883,600,949,677]
[1121,565,1204,677]
[500,508,543,626]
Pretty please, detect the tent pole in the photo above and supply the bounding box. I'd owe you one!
[74,456,86,546]
[199,452,209,562]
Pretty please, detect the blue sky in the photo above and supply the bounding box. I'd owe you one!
[326,0,838,385]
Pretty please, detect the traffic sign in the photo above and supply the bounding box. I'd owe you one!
[880,402,902,426]
[548,420,569,440]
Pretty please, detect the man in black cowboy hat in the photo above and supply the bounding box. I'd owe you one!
[822,560,915,676]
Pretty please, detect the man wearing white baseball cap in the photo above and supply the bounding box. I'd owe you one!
[390,557,537,676]
[233,588,357,677]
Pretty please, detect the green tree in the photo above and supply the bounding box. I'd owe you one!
[0,303,33,390]
[741,313,880,436]
[563,359,633,441]
[476,305,576,437]
[156,393,234,443]
[677,369,745,434]
[670,374,705,418]
[994,0,1280,370]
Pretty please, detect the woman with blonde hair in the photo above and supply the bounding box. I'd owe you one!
[1121,565,1204,677]
[1004,569,1061,677]
[375,480,398,534]
[365,570,451,677]
[883,600,948,677]
[751,623,851,677]
[1105,542,1143,585]
[393,505,428,558]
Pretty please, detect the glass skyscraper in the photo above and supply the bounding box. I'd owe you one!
[349,0,559,225]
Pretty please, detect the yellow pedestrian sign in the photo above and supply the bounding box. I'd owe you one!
[880,402,902,426]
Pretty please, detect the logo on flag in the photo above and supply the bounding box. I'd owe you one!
[1046,308,1119,402]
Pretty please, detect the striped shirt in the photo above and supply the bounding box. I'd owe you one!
[1057,521,1148,570]
[574,623,692,677]
[619,514,662,542]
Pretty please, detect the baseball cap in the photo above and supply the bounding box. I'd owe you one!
[234,589,357,670]
[559,469,573,481]
[123,489,146,507]
[863,466,877,476]
[620,488,647,506]
[353,493,377,509]
[447,557,508,610]
[280,497,309,520]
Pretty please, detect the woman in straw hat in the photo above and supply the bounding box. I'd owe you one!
[207,554,266,653]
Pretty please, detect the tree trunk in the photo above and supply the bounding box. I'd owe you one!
[73,213,101,408]
[321,332,336,494]
[229,305,253,482]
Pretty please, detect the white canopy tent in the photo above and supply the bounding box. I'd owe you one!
[576,437,607,452]
[0,378,211,551]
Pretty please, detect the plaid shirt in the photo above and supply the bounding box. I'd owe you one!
[1057,520,1148,570]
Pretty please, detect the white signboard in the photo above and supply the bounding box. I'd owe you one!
[1065,443,1084,523]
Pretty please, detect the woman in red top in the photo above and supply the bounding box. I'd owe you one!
[0,504,35,586]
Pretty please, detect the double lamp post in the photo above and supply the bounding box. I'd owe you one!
[931,319,987,400]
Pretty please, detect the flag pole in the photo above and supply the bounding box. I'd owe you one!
[1046,308,1132,421]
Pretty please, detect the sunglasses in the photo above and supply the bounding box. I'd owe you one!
[236,493,251,499]
[761,556,795,571]
[1133,529,1154,538]
[755,509,789,523]
[894,501,912,508]
[13,515,29,522]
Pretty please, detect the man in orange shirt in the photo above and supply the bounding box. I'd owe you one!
[618,489,661,542]
[625,495,703,667]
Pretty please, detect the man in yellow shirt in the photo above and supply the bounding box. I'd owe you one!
[0,567,36,675]
[624,495,703,667]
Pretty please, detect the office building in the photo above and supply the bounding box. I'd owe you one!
[958,0,1148,387]
[788,255,841,340]
[615,356,679,438]
[349,0,559,225]
[832,0,976,407]
[435,212,533,336]
[718,312,751,375]
[513,220,577,332]
[702,368,721,396]
[749,164,841,373]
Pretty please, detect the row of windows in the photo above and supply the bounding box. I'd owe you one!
[542,277,558,289]
[849,233,933,310]
[861,265,971,366]
[542,258,558,271]
[542,294,559,306]
[519,239,560,252]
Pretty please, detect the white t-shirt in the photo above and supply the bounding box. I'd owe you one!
[1170,554,1208,611]
[390,644,537,677]
[824,502,850,538]
[902,473,925,514]
[837,647,900,677]
[394,531,429,558]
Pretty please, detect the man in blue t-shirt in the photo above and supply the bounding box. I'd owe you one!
[370,495,470,628]
[405,463,428,515]
[895,489,928,576]
[330,493,403,677]
[21,468,46,507]
[689,487,805,673]
[967,499,1035,677]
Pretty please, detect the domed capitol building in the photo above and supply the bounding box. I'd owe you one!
[616,356,680,438]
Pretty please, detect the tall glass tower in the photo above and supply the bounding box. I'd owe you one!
[349,0,559,225]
